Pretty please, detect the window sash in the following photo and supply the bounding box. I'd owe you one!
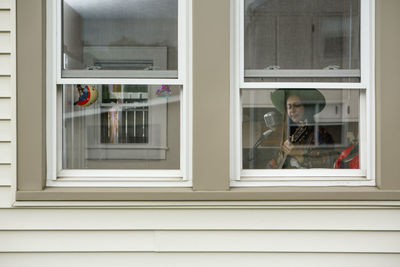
[241,0,362,79]
[230,0,375,185]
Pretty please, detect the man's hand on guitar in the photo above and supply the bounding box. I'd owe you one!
[282,140,305,157]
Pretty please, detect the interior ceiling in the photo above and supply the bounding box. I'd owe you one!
[64,0,178,20]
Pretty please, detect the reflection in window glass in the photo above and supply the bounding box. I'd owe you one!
[100,85,149,144]
[244,0,360,80]
[62,0,178,74]
[242,89,360,169]
[62,84,181,170]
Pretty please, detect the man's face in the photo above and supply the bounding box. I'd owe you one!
[286,95,305,123]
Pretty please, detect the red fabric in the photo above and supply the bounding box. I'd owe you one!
[334,144,359,169]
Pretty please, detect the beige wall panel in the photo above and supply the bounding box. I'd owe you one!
[1,208,400,231]
[0,230,399,253]
[0,98,11,119]
[0,0,10,9]
[376,0,400,189]
[0,54,10,74]
[0,32,10,53]
[192,0,230,190]
[16,0,46,191]
[0,120,11,140]
[0,76,11,97]
[1,253,400,267]
[0,142,11,163]
[0,187,11,207]
[0,164,11,185]
[0,10,10,30]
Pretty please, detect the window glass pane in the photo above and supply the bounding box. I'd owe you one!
[62,84,180,170]
[244,0,360,80]
[62,0,178,76]
[242,89,360,169]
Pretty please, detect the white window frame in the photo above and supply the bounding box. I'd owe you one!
[230,0,375,186]
[46,0,192,187]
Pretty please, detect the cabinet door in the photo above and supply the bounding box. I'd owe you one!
[277,15,313,69]
[244,15,277,69]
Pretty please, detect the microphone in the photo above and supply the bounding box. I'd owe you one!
[264,111,277,131]
[252,112,278,150]
[249,111,280,164]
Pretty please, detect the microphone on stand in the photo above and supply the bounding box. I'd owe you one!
[249,111,278,163]
[264,111,277,130]
[253,111,277,148]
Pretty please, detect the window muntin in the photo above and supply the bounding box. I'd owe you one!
[62,0,178,78]
[244,0,360,82]
[232,0,374,186]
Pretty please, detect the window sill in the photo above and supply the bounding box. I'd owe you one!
[12,199,400,208]
[15,186,400,201]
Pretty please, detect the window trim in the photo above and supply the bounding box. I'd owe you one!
[46,0,193,187]
[230,0,375,186]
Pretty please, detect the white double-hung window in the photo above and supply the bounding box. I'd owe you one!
[231,0,375,186]
[46,0,192,186]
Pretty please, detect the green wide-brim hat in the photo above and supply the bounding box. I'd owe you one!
[270,88,326,115]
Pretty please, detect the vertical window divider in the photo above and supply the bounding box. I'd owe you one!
[230,0,242,181]
[46,0,58,181]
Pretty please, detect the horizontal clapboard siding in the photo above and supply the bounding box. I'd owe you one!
[0,0,14,208]
[0,230,399,253]
[0,164,11,185]
[0,142,11,163]
[1,253,400,267]
[0,77,11,97]
[0,208,399,257]
[0,54,10,74]
[0,187,11,206]
[0,0,10,9]
[0,120,11,140]
[0,208,400,231]
[0,10,10,30]
[0,98,11,119]
[0,32,10,53]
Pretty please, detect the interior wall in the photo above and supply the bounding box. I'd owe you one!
[63,2,83,68]
[82,18,178,70]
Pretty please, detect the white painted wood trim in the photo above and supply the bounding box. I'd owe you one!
[365,0,376,183]
[56,78,185,85]
[61,70,178,79]
[11,200,400,209]
[245,69,361,78]
[181,0,193,182]
[47,179,192,188]
[230,0,242,181]
[46,0,192,186]
[240,82,366,89]
[230,0,375,186]
[47,0,58,182]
